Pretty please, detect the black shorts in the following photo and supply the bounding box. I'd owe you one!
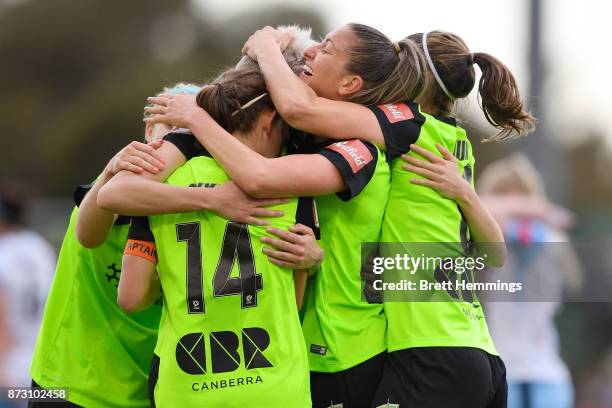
[310,352,385,408]
[27,380,82,408]
[148,354,160,408]
[372,347,507,408]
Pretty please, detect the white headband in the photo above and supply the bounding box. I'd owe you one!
[231,92,268,116]
[422,32,455,100]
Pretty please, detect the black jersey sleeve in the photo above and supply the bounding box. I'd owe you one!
[295,197,321,240]
[367,101,425,162]
[73,183,93,207]
[317,140,379,201]
[73,182,130,225]
[163,129,205,160]
[126,216,157,263]
[128,216,155,243]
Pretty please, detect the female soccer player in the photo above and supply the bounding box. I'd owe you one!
[235,27,534,407]
[144,24,511,407]
[112,67,317,408]
[28,83,284,408]
[371,31,534,408]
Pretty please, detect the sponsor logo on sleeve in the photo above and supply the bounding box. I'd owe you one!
[310,344,328,355]
[378,103,414,123]
[326,140,373,173]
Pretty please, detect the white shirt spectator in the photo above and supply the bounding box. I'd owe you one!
[0,230,55,387]
[485,222,576,383]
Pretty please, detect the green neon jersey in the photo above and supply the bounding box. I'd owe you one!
[368,102,497,356]
[295,138,391,372]
[128,152,311,407]
[30,202,161,407]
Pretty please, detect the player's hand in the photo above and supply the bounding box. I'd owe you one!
[401,143,471,202]
[242,26,293,61]
[105,140,165,176]
[261,224,323,270]
[211,181,289,226]
[145,93,200,129]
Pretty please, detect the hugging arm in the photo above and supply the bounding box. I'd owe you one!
[243,28,385,147]
[97,140,197,215]
[76,140,165,248]
[144,105,345,198]
[404,144,507,267]
[145,96,382,199]
[97,138,286,226]
[75,172,117,248]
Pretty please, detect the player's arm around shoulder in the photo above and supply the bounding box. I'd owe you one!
[279,94,384,148]
[97,139,188,215]
[76,139,165,248]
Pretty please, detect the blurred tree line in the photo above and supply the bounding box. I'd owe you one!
[0,0,326,196]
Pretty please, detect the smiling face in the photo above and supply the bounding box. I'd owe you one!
[300,25,359,101]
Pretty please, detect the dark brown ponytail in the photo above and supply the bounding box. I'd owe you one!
[345,23,426,105]
[409,31,536,141]
[472,52,536,141]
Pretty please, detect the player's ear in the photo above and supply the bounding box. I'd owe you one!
[144,122,154,143]
[259,109,278,136]
[338,74,364,98]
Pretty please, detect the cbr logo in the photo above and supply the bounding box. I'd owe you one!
[176,328,273,375]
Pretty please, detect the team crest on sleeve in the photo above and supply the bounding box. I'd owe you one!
[378,103,414,123]
[326,140,373,173]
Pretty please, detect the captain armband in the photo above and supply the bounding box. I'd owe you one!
[124,239,158,264]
